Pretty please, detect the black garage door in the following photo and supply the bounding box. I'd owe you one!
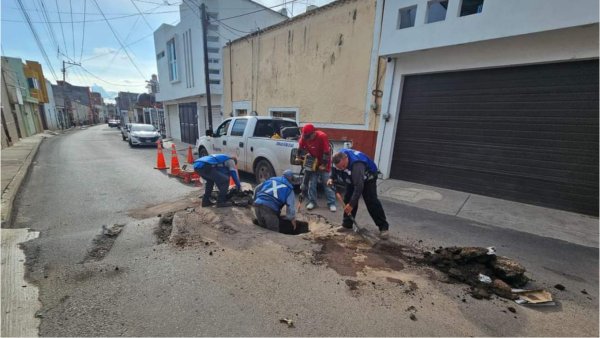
[179,103,198,144]
[391,60,599,215]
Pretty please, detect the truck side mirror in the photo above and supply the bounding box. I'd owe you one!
[290,148,303,165]
[206,129,213,137]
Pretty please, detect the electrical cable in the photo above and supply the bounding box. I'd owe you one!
[79,64,145,87]
[16,0,59,81]
[34,0,60,56]
[55,0,70,58]
[91,0,147,81]
[215,0,297,21]
[70,0,75,59]
[79,0,87,62]
[129,0,155,32]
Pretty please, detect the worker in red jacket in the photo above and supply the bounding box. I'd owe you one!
[297,123,337,212]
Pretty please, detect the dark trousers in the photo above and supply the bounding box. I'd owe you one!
[254,204,281,232]
[197,166,229,203]
[343,178,389,231]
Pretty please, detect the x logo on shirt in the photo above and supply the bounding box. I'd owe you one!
[265,181,286,198]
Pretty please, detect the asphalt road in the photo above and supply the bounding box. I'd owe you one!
[12,124,599,336]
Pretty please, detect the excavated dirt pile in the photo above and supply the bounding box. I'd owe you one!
[424,246,529,300]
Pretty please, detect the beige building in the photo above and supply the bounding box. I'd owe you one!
[223,0,385,157]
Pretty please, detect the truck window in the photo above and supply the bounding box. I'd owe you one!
[253,120,277,138]
[230,119,248,137]
[215,120,231,137]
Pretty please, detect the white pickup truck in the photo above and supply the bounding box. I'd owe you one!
[195,116,302,182]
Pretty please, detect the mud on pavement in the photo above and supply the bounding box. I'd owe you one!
[144,198,533,301]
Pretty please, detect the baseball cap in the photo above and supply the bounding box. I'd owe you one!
[282,169,294,179]
[302,123,315,136]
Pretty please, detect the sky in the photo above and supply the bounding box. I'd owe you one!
[1,0,334,102]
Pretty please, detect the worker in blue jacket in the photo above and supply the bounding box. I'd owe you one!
[253,169,297,232]
[327,149,390,239]
[194,154,241,207]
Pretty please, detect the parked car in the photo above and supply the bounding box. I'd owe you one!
[196,116,302,182]
[127,123,162,147]
[108,119,121,128]
[121,123,131,141]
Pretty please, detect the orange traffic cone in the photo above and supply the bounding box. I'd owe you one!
[229,163,239,188]
[154,141,169,170]
[170,144,181,175]
[187,145,194,164]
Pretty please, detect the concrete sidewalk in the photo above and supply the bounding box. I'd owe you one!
[1,132,56,227]
[377,179,599,248]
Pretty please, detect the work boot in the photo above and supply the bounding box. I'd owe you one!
[202,199,215,207]
[379,230,390,240]
[341,222,353,230]
[216,201,233,208]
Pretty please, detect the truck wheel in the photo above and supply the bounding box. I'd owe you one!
[198,146,208,157]
[254,159,275,183]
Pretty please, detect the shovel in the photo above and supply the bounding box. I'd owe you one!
[335,192,359,233]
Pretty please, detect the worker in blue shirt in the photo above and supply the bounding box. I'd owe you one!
[328,149,390,239]
[194,154,241,207]
[253,170,297,232]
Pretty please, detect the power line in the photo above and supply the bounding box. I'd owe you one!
[79,0,87,63]
[82,17,180,62]
[130,0,158,31]
[70,0,75,61]
[32,0,60,57]
[2,8,181,24]
[16,0,59,81]
[55,0,70,58]
[91,0,147,80]
[79,64,146,87]
[216,0,297,21]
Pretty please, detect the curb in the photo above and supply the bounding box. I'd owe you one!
[1,138,44,228]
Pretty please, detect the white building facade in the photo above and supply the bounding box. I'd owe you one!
[153,0,287,144]
[43,79,61,130]
[375,0,599,215]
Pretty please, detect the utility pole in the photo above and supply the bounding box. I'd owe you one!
[61,60,81,128]
[62,60,80,82]
[200,3,213,134]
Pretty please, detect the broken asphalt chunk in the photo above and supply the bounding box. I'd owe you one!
[279,318,294,328]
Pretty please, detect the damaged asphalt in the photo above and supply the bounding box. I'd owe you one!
[10,126,598,336]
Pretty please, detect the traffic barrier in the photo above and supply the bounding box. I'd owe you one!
[187,145,194,164]
[229,163,240,188]
[170,144,181,175]
[154,141,169,170]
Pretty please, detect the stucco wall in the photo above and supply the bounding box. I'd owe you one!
[224,0,379,128]
[375,24,600,177]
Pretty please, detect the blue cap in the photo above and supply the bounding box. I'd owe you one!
[282,169,294,179]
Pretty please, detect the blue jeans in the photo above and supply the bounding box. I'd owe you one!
[308,170,336,207]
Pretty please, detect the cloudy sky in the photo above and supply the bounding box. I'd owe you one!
[1,0,333,101]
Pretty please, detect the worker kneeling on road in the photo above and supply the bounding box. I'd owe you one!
[253,169,297,232]
[194,154,241,208]
[327,149,390,239]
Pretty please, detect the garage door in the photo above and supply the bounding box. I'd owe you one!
[391,60,598,215]
[179,103,198,144]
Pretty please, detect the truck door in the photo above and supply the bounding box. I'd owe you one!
[227,118,249,171]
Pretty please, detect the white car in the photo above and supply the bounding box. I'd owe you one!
[196,116,302,182]
[127,123,162,147]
